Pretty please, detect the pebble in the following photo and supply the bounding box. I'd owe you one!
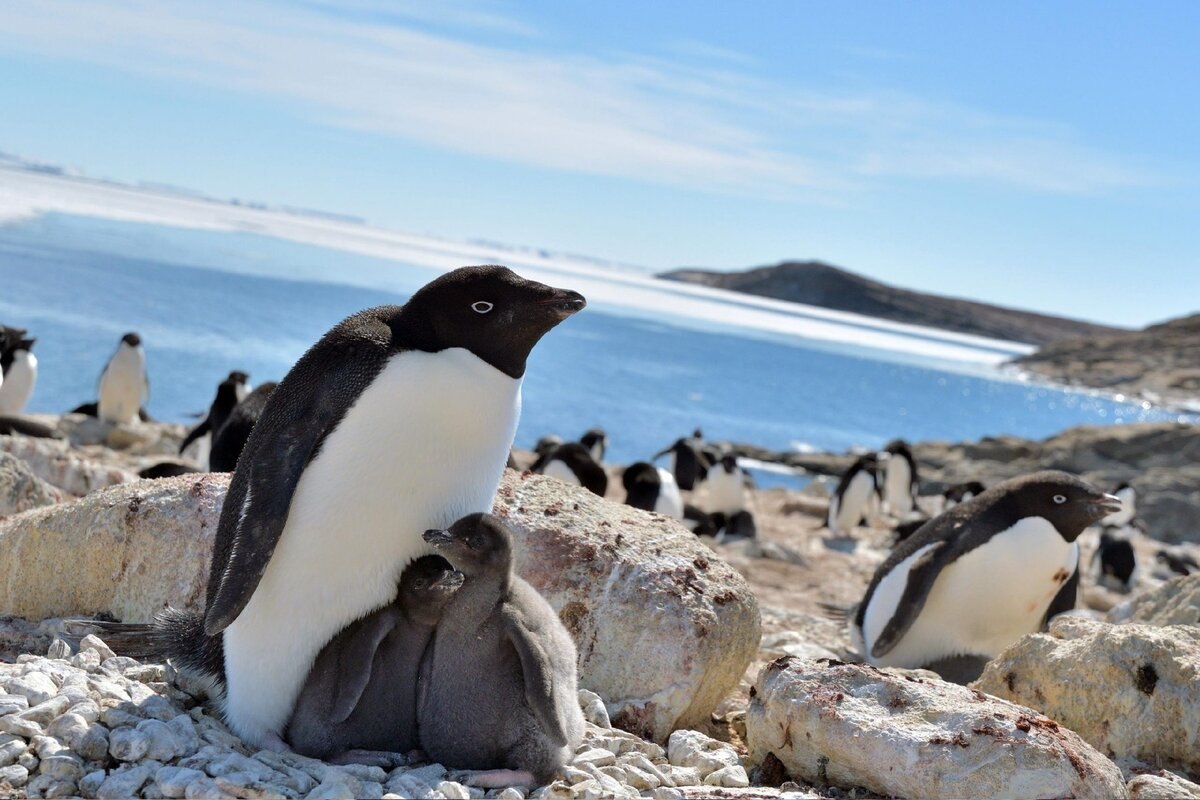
[703,764,750,788]
[46,639,72,660]
[665,730,739,779]
[0,763,30,788]
[576,690,611,729]
[573,747,618,768]
[76,724,111,762]
[0,694,30,716]
[497,788,525,800]
[25,772,79,799]
[96,765,153,799]
[184,776,237,799]
[437,780,473,799]
[39,752,85,781]
[79,769,107,798]
[5,672,58,706]
[156,765,206,798]
[70,650,102,672]
[109,726,151,761]
[0,737,25,767]
[1,713,44,738]
[78,635,116,661]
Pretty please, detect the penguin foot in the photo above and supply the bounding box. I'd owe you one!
[457,769,536,789]
[329,749,408,769]
[260,731,293,754]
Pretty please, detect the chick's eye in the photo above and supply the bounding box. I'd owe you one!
[472,301,494,314]
[1053,494,1067,504]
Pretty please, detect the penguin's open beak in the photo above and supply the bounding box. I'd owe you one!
[538,288,587,316]
[1088,493,1124,519]
[422,528,454,546]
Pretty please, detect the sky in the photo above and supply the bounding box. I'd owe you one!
[0,0,1197,327]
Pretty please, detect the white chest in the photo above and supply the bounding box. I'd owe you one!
[98,347,146,423]
[543,458,582,486]
[883,459,914,513]
[863,517,1078,669]
[654,467,684,519]
[830,470,875,532]
[0,351,37,414]
[706,467,745,515]
[221,348,522,744]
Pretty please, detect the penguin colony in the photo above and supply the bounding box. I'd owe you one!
[2,261,1182,782]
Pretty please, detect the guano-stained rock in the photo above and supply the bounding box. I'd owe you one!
[747,657,1128,800]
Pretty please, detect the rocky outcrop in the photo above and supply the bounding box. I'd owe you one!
[0,452,66,516]
[0,469,760,745]
[1127,771,1200,799]
[1111,574,1200,626]
[1013,312,1200,405]
[0,435,136,497]
[660,261,1120,345]
[0,474,224,622]
[495,470,761,743]
[746,657,1128,800]
[975,616,1200,772]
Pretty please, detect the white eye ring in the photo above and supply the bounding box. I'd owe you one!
[1053,494,1067,504]
[472,301,493,314]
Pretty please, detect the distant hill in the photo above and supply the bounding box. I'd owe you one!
[1013,313,1200,404]
[659,261,1123,345]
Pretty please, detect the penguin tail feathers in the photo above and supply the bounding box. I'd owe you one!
[816,601,856,623]
[64,608,225,685]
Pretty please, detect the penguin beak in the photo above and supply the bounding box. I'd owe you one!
[433,570,466,590]
[537,288,587,317]
[1088,493,1124,519]
[422,528,454,546]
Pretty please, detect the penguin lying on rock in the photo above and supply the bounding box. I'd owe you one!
[851,471,1120,684]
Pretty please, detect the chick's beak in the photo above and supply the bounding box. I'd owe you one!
[422,528,453,546]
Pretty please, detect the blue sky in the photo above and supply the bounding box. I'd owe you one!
[1,0,1197,326]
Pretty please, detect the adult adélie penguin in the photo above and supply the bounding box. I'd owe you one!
[879,439,919,517]
[130,266,584,750]
[851,471,1120,684]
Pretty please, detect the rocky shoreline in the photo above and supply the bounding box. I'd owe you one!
[3,415,1200,799]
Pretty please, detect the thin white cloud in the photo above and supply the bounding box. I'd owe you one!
[0,0,1163,197]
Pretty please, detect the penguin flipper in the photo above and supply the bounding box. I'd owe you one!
[179,418,212,454]
[203,317,394,636]
[503,603,569,748]
[1042,566,1078,628]
[330,608,405,724]
[870,541,948,659]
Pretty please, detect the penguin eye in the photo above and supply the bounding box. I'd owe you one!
[1053,494,1067,505]
[471,301,494,314]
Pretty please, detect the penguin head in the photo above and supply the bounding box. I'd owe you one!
[994,471,1122,542]
[400,556,465,622]
[622,461,660,493]
[227,371,249,385]
[121,332,142,348]
[422,512,513,576]
[403,265,585,379]
[580,428,607,460]
[16,336,35,352]
[720,454,738,474]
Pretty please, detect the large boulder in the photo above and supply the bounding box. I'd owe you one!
[975,616,1200,773]
[1111,574,1200,626]
[496,470,760,742]
[0,451,66,515]
[0,469,759,744]
[0,474,224,622]
[0,435,136,497]
[747,657,1127,800]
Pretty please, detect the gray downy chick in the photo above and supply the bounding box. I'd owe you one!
[419,513,584,789]
[286,555,463,763]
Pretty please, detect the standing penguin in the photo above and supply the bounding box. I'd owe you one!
[1092,530,1136,592]
[179,371,250,460]
[286,555,463,763]
[419,514,584,788]
[162,266,582,749]
[0,334,37,415]
[623,461,684,519]
[654,435,708,491]
[1101,483,1137,529]
[208,382,277,472]
[826,454,880,534]
[942,481,985,510]
[579,428,608,463]
[97,332,149,424]
[880,439,919,517]
[852,471,1120,683]
[705,454,748,516]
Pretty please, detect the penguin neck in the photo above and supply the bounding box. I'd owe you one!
[455,565,512,612]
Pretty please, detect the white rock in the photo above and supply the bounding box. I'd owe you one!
[24,771,78,799]
[665,730,738,779]
[1127,772,1200,799]
[702,765,749,788]
[167,714,202,759]
[30,734,65,759]
[69,699,100,723]
[573,748,617,768]
[576,691,610,729]
[0,737,25,767]
[0,713,43,737]
[109,726,151,761]
[96,765,153,799]
[17,695,70,725]
[38,752,84,781]
[6,672,58,706]
[304,778,362,800]
[651,789,684,800]
[79,769,106,798]
[71,650,102,672]
[436,780,472,800]
[184,776,238,799]
[18,748,38,771]
[45,711,87,745]
[497,788,525,800]
[156,766,206,798]
[0,763,30,788]
[667,767,699,787]
[75,724,110,762]
[0,694,30,716]
[79,635,117,661]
